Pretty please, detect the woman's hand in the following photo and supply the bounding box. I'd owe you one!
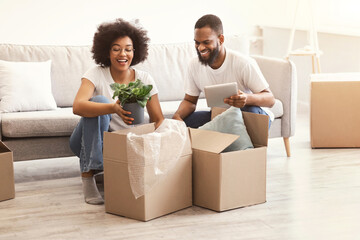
[113,100,134,125]
[154,118,164,129]
[146,94,165,129]
[224,90,247,108]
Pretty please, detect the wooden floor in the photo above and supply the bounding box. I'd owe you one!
[1,107,360,240]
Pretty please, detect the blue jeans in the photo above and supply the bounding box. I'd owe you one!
[184,105,271,128]
[69,95,112,173]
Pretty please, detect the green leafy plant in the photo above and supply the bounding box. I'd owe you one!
[110,79,153,108]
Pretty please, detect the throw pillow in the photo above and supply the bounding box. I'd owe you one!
[0,60,57,112]
[199,107,254,152]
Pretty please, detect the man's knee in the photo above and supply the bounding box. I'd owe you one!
[90,95,110,104]
[241,105,264,114]
[184,111,211,128]
[241,105,271,128]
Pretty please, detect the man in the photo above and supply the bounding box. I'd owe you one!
[172,14,275,128]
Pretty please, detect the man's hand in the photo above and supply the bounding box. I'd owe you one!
[224,90,247,108]
[172,95,198,122]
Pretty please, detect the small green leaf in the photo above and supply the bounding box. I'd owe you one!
[137,99,147,108]
[110,79,152,107]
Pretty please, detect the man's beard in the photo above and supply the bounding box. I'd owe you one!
[196,44,220,66]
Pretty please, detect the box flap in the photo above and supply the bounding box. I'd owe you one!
[182,128,192,156]
[189,128,239,154]
[103,131,128,163]
[211,107,269,147]
[243,112,269,147]
[0,141,12,153]
[211,107,227,119]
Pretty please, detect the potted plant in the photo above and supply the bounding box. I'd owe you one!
[110,79,153,125]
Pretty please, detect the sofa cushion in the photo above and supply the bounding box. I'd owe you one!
[136,42,196,102]
[199,107,254,152]
[0,44,95,107]
[1,98,281,138]
[159,98,283,120]
[136,35,249,102]
[0,36,249,107]
[0,60,57,112]
[159,98,210,119]
[1,108,80,138]
[265,99,283,119]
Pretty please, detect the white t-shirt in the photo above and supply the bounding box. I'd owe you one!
[83,66,158,131]
[185,48,274,120]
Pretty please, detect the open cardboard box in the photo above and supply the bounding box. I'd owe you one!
[103,123,192,221]
[311,73,360,148]
[190,107,269,212]
[0,141,15,202]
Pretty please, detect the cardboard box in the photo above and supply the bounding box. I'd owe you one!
[0,141,15,202]
[191,108,268,212]
[103,123,192,221]
[311,73,360,148]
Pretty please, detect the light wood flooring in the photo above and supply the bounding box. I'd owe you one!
[1,107,360,240]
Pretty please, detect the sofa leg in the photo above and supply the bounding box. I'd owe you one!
[283,137,291,157]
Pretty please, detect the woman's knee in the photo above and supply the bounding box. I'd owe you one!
[89,95,112,122]
[90,95,110,104]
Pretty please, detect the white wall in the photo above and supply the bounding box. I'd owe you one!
[0,0,251,45]
[247,0,360,36]
[249,0,360,106]
[1,0,359,44]
[262,26,360,105]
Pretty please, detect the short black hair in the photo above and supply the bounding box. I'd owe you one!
[92,18,150,67]
[195,14,223,35]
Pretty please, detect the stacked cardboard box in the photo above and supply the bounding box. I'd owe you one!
[0,141,15,202]
[311,73,360,148]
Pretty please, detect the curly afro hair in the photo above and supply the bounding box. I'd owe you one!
[92,18,150,67]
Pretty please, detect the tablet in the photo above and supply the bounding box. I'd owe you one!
[204,82,238,108]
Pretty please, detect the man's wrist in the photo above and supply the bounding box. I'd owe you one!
[172,113,183,120]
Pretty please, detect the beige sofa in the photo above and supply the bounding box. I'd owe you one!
[0,35,296,161]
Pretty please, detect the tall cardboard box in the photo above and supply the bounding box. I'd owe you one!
[0,141,15,202]
[103,123,192,221]
[311,73,360,148]
[191,110,268,212]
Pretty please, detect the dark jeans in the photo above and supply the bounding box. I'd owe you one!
[183,106,271,129]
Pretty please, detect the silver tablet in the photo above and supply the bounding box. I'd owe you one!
[204,82,238,108]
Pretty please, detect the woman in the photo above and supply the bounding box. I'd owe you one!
[70,19,164,205]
